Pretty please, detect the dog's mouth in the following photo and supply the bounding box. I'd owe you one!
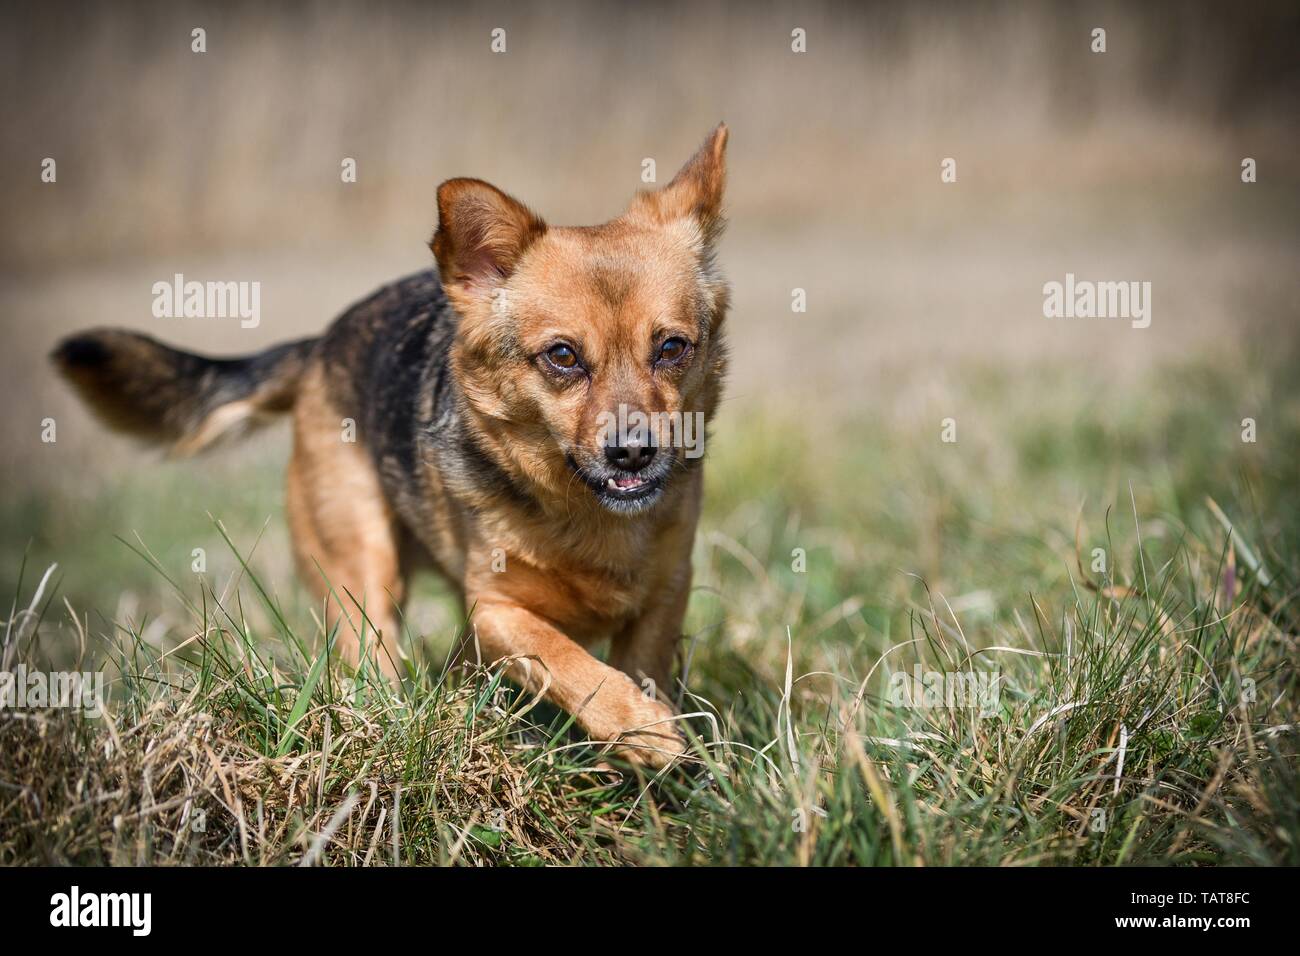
[566,455,669,512]
[604,472,658,495]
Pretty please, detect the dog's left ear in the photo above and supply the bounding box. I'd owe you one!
[625,123,728,247]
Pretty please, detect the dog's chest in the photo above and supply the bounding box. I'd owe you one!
[467,516,668,641]
[563,564,653,634]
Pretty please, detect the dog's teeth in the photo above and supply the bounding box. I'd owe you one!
[607,478,618,490]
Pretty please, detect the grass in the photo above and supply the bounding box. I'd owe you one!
[1,354,1297,866]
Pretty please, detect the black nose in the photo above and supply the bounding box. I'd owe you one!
[605,439,657,471]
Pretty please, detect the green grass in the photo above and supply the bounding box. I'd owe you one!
[2,354,1297,866]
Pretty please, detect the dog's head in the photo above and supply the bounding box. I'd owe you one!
[433,124,730,515]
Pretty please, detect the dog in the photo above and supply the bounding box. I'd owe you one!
[52,125,730,767]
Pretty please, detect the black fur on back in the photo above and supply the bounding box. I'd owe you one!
[315,269,534,532]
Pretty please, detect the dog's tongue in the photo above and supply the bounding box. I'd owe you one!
[611,476,644,490]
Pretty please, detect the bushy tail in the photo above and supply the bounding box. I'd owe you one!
[52,329,317,455]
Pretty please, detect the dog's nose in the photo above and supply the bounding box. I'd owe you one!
[605,439,657,471]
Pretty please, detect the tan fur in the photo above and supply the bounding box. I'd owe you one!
[171,399,258,456]
[287,364,406,677]
[400,126,730,765]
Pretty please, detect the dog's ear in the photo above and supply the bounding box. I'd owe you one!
[624,123,728,246]
[430,178,547,302]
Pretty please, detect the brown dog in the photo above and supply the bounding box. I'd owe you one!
[53,125,730,766]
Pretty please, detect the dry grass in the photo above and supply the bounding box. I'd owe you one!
[3,351,1297,866]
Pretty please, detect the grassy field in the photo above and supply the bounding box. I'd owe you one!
[2,0,1298,868]
[3,345,1297,866]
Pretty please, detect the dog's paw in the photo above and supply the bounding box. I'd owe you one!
[609,696,687,770]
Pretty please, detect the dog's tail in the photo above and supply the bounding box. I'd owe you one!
[51,329,317,455]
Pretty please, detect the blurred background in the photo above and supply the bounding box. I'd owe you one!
[2,0,1297,653]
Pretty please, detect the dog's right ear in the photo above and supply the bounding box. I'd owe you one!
[430,178,547,306]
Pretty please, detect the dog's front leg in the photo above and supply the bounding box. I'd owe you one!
[608,560,691,705]
[468,601,686,767]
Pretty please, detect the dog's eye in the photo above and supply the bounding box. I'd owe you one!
[545,344,579,370]
[658,337,689,363]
